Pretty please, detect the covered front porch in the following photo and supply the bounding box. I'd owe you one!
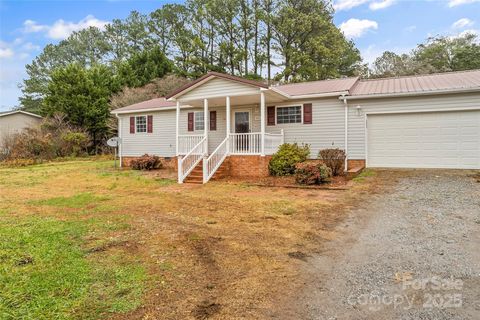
[166,72,288,184]
[175,93,284,183]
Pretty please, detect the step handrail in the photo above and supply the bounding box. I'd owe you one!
[178,136,207,183]
[203,135,229,183]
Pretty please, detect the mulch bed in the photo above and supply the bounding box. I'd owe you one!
[225,175,351,190]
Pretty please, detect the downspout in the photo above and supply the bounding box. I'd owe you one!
[115,113,122,168]
[342,95,348,172]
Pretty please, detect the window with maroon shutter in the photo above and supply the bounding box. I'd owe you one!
[267,106,275,125]
[147,115,153,133]
[210,111,216,131]
[187,112,194,131]
[303,103,312,124]
[130,117,135,133]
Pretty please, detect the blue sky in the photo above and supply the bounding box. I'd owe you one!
[1,0,479,111]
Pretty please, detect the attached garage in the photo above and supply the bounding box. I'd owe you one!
[366,110,480,169]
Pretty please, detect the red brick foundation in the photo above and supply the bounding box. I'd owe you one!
[121,156,178,170]
[224,155,272,178]
[347,159,366,169]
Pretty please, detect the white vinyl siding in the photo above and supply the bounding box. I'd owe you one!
[119,111,176,157]
[178,77,261,101]
[347,92,480,159]
[266,99,345,158]
[367,110,480,169]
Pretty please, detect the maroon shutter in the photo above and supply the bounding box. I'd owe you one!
[130,117,135,134]
[303,103,312,124]
[147,115,153,133]
[210,111,217,131]
[267,106,275,126]
[187,112,194,131]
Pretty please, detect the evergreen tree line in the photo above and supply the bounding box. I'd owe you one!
[21,0,363,113]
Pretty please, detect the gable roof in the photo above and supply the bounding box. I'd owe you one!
[165,71,269,99]
[111,97,177,114]
[0,110,42,118]
[349,69,480,98]
[274,77,358,97]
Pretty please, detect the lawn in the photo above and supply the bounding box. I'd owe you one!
[0,160,379,319]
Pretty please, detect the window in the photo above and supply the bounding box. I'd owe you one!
[276,106,301,124]
[195,112,204,130]
[135,116,147,133]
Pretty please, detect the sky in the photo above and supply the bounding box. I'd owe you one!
[0,0,479,111]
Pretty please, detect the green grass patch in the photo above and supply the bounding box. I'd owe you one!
[31,192,110,209]
[0,215,146,320]
[352,169,376,182]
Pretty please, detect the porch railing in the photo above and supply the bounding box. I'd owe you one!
[229,131,284,155]
[178,136,207,183]
[178,134,204,154]
[203,136,229,183]
[229,132,262,154]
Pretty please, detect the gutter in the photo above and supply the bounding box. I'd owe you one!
[111,105,194,115]
[342,94,348,172]
[341,87,480,100]
[115,113,122,168]
[270,87,350,100]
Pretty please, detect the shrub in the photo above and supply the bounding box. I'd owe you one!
[1,114,91,165]
[269,143,310,176]
[61,132,89,156]
[130,154,162,170]
[295,162,332,185]
[318,148,346,176]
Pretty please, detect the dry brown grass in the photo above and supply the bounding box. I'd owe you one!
[0,160,383,320]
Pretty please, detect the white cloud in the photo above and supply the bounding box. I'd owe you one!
[451,18,474,29]
[340,18,379,38]
[333,0,369,11]
[22,42,40,51]
[404,25,417,32]
[448,0,480,7]
[369,0,395,10]
[22,15,108,40]
[0,48,14,59]
[457,29,480,37]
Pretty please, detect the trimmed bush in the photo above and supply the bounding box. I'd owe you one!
[268,143,310,176]
[318,148,346,176]
[295,162,332,185]
[130,154,162,170]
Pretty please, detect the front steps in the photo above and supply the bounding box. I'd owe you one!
[183,159,228,184]
[184,161,203,184]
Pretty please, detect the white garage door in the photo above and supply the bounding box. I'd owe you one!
[367,110,480,169]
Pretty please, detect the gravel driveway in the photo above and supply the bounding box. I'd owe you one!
[302,170,480,320]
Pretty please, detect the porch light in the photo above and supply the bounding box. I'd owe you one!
[356,105,362,116]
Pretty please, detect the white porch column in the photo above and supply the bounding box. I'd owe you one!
[260,91,266,156]
[175,101,180,156]
[204,98,208,155]
[226,96,231,154]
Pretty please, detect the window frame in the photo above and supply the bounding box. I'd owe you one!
[135,115,147,133]
[275,105,303,125]
[194,111,205,131]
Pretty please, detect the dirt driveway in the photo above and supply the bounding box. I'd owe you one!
[300,170,480,320]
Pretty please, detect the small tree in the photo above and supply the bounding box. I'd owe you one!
[42,63,120,151]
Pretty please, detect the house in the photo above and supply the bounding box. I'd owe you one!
[0,110,42,147]
[111,70,480,183]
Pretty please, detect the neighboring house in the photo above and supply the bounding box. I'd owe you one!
[0,110,42,147]
[111,70,480,184]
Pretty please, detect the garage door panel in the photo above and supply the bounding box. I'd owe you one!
[367,110,480,169]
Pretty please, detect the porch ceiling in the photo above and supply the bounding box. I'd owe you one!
[182,91,286,108]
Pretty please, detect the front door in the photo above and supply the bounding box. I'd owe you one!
[234,111,250,152]
[234,111,250,133]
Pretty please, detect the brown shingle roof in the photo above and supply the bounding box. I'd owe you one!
[350,69,480,96]
[112,97,176,113]
[274,77,358,96]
